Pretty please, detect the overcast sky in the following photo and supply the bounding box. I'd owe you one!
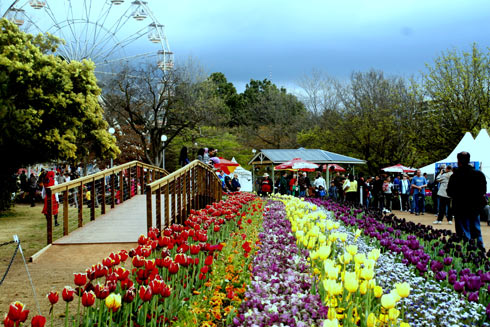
[152,0,490,91]
[3,0,490,92]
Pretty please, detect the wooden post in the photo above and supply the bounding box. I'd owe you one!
[156,186,161,231]
[78,184,83,227]
[177,176,182,224]
[165,182,170,228]
[101,177,106,215]
[140,166,144,195]
[119,170,124,203]
[111,174,115,209]
[182,172,187,220]
[146,185,153,233]
[186,170,191,216]
[63,190,68,236]
[128,167,133,199]
[46,189,53,244]
[90,180,95,221]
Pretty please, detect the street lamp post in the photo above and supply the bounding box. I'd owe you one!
[108,127,115,168]
[161,135,167,169]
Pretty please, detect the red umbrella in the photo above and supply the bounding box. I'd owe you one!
[214,157,240,175]
[322,164,346,172]
[274,158,319,172]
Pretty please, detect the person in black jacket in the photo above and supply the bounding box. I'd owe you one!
[447,152,487,248]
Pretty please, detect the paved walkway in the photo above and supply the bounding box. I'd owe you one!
[53,195,156,244]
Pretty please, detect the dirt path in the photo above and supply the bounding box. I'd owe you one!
[391,209,490,247]
[0,243,135,326]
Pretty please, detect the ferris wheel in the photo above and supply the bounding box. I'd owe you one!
[2,0,174,73]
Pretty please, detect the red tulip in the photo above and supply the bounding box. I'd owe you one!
[168,262,179,274]
[94,284,110,300]
[141,247,151,258]
[73,273,87,287]
[102,257,114,268]
[138,234,147,245]
[2,314,14,327]
[61,287,75,302]
[119,250,129,262]
[8,301,29,322]
[123,287,136,303]
[189,244,200,255]
[227,290,235,299]
[204,255,213,266]
[46,291,59,305]
[144,259,156,271]
[81,291,96,307]
[150,280,163,294]
[115,267,129,280]
[175,254,186,265]
[132,255,145,268]
[139,285,153,302]
[200,266,209,274]
[213,225,220,232]
[109,253,121,265]
[120,278,134,290]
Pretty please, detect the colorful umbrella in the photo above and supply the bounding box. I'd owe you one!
[214,157,240,175]
[322,164,346,172]
[274,158,319,172]
[381,164,416,173]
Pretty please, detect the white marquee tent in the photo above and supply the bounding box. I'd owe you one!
[420,129,490,193]
[231,158,252,192]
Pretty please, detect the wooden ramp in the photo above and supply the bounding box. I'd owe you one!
[53,195,157,244]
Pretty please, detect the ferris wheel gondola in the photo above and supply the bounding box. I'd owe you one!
[2,0,174,74]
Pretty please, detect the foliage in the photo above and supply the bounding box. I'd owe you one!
[0,18,118,210]
[422,43,490,160]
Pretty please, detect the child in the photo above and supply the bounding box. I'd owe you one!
[328,181,338,200]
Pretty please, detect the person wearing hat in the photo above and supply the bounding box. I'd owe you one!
[260,173,273,196]
[41,170,59,227]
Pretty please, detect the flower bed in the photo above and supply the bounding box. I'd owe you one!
[177,200,264,326]
[2,192,258,327]
[304,197,490,326]
[233,200,328,327]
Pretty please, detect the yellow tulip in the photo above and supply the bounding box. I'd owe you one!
[400,322,410,327]
[364,259,376,270]
[326,220,335,231]
[368,248,381,261]
[338,233,347,242]
[360,268,374,281]
[355,229,362,239]
[390,290,401,302]
[367,313,377,327]
[105,293,122,312]
[327,307,337,320]
[359,280,368,295]
[381,293,396,309]
[388,308,400,320]
[374,286,383,298]
[318,245,331,260]
[395,282,410,298]
[346,245,358,256]
[354,253,366,265]
[344,271,358,293]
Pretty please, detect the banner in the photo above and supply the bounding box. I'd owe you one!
[435,161,481,175]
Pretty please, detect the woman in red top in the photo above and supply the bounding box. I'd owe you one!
[42,171,59,226]
[260,173,273,196]
[289,173,298,196]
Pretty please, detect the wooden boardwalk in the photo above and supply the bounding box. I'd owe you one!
[53,195,157,244]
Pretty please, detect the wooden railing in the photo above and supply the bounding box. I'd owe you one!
[146,160,223,232]
[45,161,168,244]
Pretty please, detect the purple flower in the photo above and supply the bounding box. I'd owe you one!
[435,271,447,281]
[443,257,453,266]
[468,291,479,302]
[466,275,482,292]
[454,281,465,293]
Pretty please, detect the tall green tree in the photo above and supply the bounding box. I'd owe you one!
[0,18,119,210]
[422,43,490,158]
[238,79,307,148]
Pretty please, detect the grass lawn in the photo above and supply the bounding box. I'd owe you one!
[0,202,99,263]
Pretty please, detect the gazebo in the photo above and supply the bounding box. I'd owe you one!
[248,148,365,192]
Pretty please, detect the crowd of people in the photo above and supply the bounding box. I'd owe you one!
[254,151,489,248]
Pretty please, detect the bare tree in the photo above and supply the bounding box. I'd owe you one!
[102,62,222,167]
[297,69,341,119]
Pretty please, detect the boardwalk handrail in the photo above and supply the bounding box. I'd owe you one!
[146,160,223,232]
[45,161,168,244]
